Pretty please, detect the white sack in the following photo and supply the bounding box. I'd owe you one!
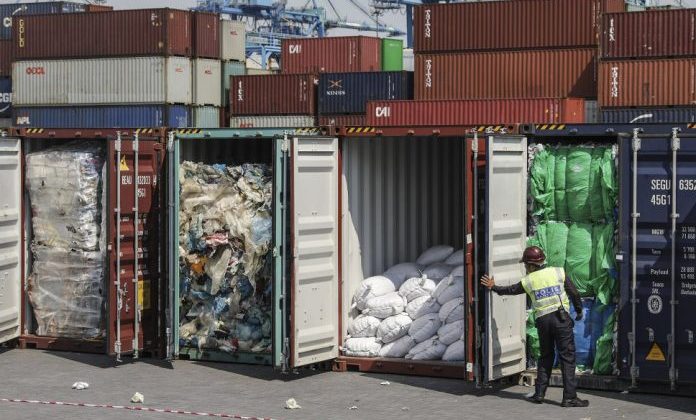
[406,296,441,320]
[376,313,412,343]
[342,337,382,357]
[379,335,416,358]
[383,263,423,289]
[439,298,465,324]
[352,276,396,311]
[445,249,465,266]
[442,339,465,361]
[406,337,447,360]
[450,265,464,277]
[416,245,454,266]
[399,276,437,302]
[363,292,406,319]
[437,320,465,346]
[347,315,381,338]
[408,312,442,343]
[423,262,453,281]
[432,275,465,305]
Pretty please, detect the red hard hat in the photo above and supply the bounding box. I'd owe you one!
[520,246,546,266]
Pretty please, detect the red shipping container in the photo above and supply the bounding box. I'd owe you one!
[414,0,625,53]
[0,40,12,76]
[281,36,381,74]
[193,11,220,59]
[230,74,317,115]
[318,114,366,128]
[366,98,585,127]
[601,9,696,59]
[599,59,696,107]
[13,9,193,59]
[415,49,597,100]
[84,4,114,12]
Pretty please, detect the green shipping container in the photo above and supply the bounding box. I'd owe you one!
[381,38,403,71]
[222,61,246,106]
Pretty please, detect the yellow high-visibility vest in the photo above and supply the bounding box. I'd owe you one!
[521,266,570,319]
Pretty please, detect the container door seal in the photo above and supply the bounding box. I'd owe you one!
[484,135,528,382]
[0,138,21,344]
[289,136,340,368]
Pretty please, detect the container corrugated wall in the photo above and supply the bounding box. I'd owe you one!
[13,9,193,59]
[228,115,315,128]
[230,74,316,115]
[601,10,696,59]
[318,114,366,128]
[599,59,696,107]
[222,61,246,106]
[12,105,191,127]
[192,106,220,127]
[318,71,413,115]
[0,77,10,118]
[382,38,403,71]
[281,36,381,74]
[414,0,625,53]
[585,100,598,123]
[193,58,222,106]
[193,12,220,59]
[366,98,585,126]
[220,20,246,62]
[13,57,192,106]
[601,107,696,123]
[0,40,12,76]
[415,49,598,100]
[0,2,87,39]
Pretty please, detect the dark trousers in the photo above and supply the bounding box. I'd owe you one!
[535,310,578,400]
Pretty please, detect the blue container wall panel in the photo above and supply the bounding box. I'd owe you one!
[602,108,696,124]
[318,71,413,115]
[619,135,696,385]
[0,2,86,39]
[12,105,191,128]
[0,76,10,118]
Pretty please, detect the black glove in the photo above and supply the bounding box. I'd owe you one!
[575,312,583,322]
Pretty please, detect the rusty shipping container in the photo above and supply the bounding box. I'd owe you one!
[599,59,696,107]
[601,9,696,59]
[0,39,12,76]
[366,98,585,127]
[13,9,193,59]
[230,74,316,116]
[84,4,113,12]
[318,114,367,129]
[281,36,381,74]
[415,49,598,100]
[193,11,220,59]
[414,0,625,53]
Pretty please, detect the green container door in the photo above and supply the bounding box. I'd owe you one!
[381,38,403,71]
[222,61,246,106]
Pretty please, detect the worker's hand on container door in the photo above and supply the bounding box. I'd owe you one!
[480,274,495,289]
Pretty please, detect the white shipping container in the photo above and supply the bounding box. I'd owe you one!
[13,57,192,106]
[585,100,598,123]
[192,106,220,128]
[245,68,276,75]
[403,48,414,72]
[229,115,315,128]
[221,20,246,62]
[193,59,222,106]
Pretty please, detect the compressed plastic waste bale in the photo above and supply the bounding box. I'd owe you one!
[416,245,454,266]
[347,315,381,338]
[566,148,592,222]
[530,147,556,220]
[553,148,569,221]
[406,295,441,320]
[529,222,569,269]
[353,276,396,311]
[379,334,417,358]
[422,262,453,281]
[589,147,606,222]
[592,304,616,375]
[570,299,594,368]
[342,337,382,357]
[383,263,423,289]
[442,339,465,362]
[566,222,593,296]
[601,147,617,221]
[437,319,464,346]
[593,223,617,305]
[526,309,540,361]
[439,298,465,324]
[409,312,442,343]
[399,276,437,302]
[376,313,412,343]
[444,249,465,266]
[432,275,464,305]
[406,337,447,360]
[363,292,406,319]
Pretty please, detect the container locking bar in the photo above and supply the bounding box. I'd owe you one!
[115,132,123,362]
[281,134,290,374]
[471,132,481,387]
[630,128,641,386]
[669,128,680,390]
[132,133,140,359]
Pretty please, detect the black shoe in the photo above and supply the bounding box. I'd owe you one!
[561,398,589,408]
[525,394,544,404]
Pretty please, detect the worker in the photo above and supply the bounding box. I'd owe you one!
[480,246,589,408]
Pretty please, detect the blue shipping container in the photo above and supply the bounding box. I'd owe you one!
[602,107,696,124]
[0,2,86,39]
[619,133,696,387]
[13,105,191,128]
[0,77,10,118]
[318,71,413,115]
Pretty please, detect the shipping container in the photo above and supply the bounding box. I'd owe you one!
[230,74,316,116]
[0,2,87,40]
[0,128,166,357]
[13,9,193,59]
[12,105,191,128]
[415,49,598,100]
[222,60,246,106]
[0,77,11,118]
[382,38,403,71]
[318,114,366,131]
[601,9,696,59]
[0,39,13,76]
[403,48,414,72]
[84,4,113,12]
[228,115,315,128]
[318,71,413,115]
[414,0,625,53]
[192,106,221,127]
[281,36,381,74]
[585,100,598,123]
[366,98,585,127]
[193,12,220,59]
[193,58,222,106]
[0,118,10,128]
[220,20,246,62]
[599,59,696,107]
[13,57,192,106]
[246,68,276,75]
[601,107,696,123]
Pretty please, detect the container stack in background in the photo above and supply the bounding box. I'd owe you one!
[599,8,696,123]
[219,19,247,127]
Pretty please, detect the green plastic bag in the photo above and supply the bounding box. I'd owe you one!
[529,222,568,268]
[593,309,616,375]
[553,148,569,221]
[526,309,541,360]
[566,149,592,222]
[566,222,593,296]
[589,148,606,222]
[530,148,556,220]
[601,148,617,221]
[593,223,617,305]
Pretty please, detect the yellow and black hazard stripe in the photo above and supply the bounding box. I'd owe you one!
[345,127,376,134]
[294,127,320,135]
[535,124,566,131]
[687,123,696,129]
[25,128,45,134]
[474,125,507,133]
[134,128,157,134]
[175,128,203,134]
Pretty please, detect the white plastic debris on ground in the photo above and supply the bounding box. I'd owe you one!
[25,143,106,339]
[178,161,273,354]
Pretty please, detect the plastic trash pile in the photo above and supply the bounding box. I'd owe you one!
[342,245,465,362]
[178,161,273,354]
[25,143,106,339]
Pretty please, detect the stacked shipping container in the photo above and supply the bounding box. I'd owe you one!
[219,20,246,127]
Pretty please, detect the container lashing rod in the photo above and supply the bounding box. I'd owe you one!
[115,132,123,363]
[669,127,680,391]
[133,133,140,359]
[630,128,641,387]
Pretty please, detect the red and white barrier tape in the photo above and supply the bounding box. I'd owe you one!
[0,398,277,420]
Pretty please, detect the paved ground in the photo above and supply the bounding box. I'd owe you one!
[0,348,695,420]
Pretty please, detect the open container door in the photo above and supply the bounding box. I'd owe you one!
[289,136,340,368]
[0,137,21,345]
[484,135,528,382]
